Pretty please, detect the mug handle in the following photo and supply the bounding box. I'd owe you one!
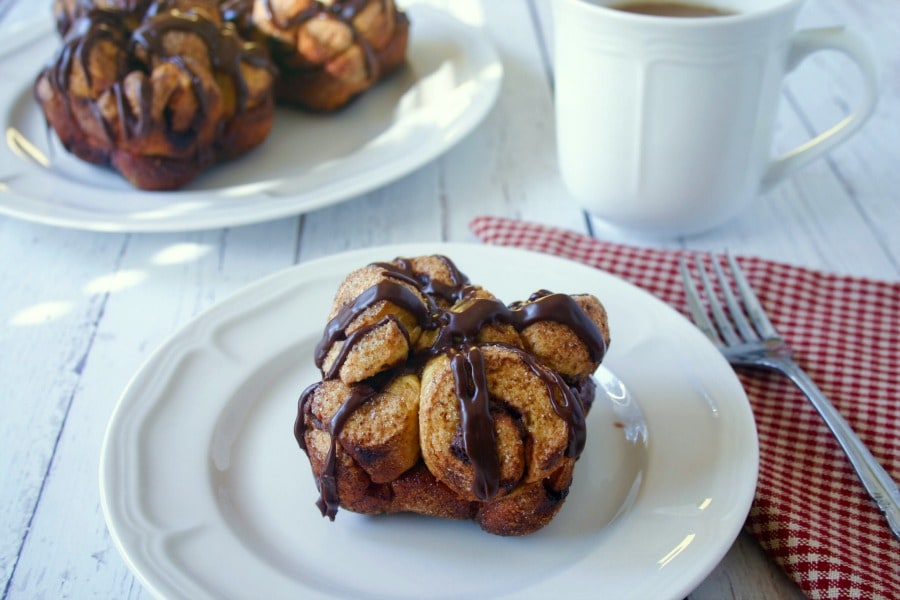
[762,27,879,191]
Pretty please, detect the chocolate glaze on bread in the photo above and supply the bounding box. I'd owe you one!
[296,255,611,536]
[36,0,410,189]
[37,0,277,190]
[251,0,410,111]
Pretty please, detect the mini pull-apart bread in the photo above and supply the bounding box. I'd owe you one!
[36,0,410,189]
[250,0,410,111]
[296,255,611,536]
[36,0,276,190]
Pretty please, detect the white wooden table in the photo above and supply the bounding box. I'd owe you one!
[1,1,897,598]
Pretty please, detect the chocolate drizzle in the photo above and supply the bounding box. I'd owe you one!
[39,3,273,150]
[261,0,390,82]
[219,0,254,28]
[314,281,436,378]
[132,10,272,112]
[296,380,380,519]
[50,10,127,93]
[372,255,471,305]
[298,256,608,517]
[449,346,498,500]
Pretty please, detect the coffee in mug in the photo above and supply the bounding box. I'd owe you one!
[610,1,735,18]
[552,0,879,236]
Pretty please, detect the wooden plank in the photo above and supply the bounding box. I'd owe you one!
[296,166,444,259]
[0,219,128,595]
[1,0,896,598]
[435,0,589,238]
[5,220,298,598]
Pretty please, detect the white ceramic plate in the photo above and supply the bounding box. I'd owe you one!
[100,243,758,600]
[0,5,502,232]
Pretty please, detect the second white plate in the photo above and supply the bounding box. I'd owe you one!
[0,5,502,232]
[100,243,759,600]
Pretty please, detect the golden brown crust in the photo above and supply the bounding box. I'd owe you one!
[39,1,276,190]
[252,0,410,111]
[419,347,570,502]
[40,0,410,189]
[521,294,610,379]
[303,376,420,484]
[298,255,611,536]
[388,463,477,520]
[475,462,573,536]
[319,263,430,384]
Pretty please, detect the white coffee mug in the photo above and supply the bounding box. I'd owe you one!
[552,0,879,236]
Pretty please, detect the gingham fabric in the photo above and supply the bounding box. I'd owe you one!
[470,215,900,600]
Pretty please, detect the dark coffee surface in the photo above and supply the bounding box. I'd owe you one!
[609,1,735,17]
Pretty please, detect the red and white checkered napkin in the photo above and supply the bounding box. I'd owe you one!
[470,216,900,599]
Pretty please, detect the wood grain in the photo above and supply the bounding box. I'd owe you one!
[0,0,896,597]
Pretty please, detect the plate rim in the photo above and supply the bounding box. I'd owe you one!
[0,6,502,233]
[100,242,759,600]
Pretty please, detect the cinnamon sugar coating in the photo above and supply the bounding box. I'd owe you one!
[37,0,410,189]
[297,255,611,536]
[37,1,276,190]
[251,0,410,111]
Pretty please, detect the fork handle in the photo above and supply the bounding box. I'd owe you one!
[768,356,900,541]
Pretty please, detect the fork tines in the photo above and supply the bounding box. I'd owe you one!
[679,250,780,350]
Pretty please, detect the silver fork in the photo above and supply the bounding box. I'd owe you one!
[680,250,900,541]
